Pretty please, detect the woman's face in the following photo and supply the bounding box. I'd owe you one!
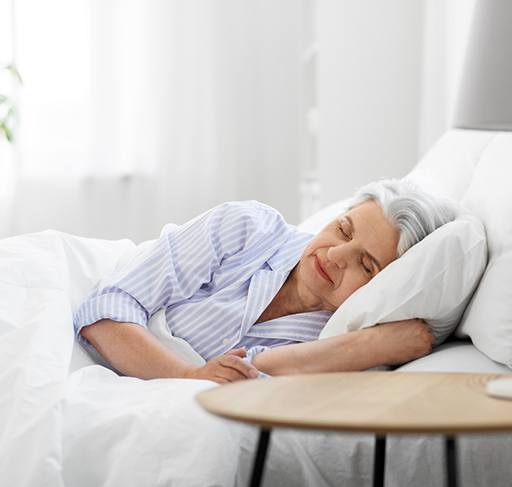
[296,200,400,312]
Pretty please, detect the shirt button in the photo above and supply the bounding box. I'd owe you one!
[223,338,230,345]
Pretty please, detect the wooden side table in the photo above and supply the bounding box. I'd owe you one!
[196,371,512,487]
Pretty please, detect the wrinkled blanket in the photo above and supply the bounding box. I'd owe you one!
[0,230,244,487]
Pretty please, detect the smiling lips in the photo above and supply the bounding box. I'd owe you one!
[314,255,333,283]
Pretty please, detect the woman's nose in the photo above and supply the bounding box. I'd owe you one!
[327,247,346,269]
[327,243,358,269]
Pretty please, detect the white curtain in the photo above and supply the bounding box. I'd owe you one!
[11,0,302,242]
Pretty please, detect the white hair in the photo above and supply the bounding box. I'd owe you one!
[347,178,460,257]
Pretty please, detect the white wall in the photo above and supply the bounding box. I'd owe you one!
[315,0,477,207]
[418,0,476,157]
[316,0,425,207]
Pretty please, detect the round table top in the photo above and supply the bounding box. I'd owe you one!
[195,371,512,434]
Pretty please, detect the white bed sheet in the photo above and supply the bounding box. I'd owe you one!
[235,426,512,487]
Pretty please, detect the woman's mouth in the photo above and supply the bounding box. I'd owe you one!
[314,255,332,283]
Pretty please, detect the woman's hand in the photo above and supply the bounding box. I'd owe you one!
[183,347,260,383]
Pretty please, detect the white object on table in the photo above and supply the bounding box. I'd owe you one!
[486,378,512,400]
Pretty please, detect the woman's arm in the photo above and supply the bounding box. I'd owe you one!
[251,319,434,376]
[81,319,259,382]
[81,320,193,379]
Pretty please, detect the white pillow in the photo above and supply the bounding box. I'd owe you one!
[455,134,512,368]
[305,214,487,347]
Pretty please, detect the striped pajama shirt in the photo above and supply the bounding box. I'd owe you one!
[73,200,333,365]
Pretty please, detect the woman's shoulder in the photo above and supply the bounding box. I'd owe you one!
[210,200,302,254]
[216,199,283,218]
[212,200,292,231]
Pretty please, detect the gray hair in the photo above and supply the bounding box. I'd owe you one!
[347,178,460,256]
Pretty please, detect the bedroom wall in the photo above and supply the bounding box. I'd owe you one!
[315,0,424,207]
[417,0,476,157]
[315,0,477,208]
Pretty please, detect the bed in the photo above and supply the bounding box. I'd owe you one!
[1,128,511,486]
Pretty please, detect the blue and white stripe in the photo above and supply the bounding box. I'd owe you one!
[73,200,333,362]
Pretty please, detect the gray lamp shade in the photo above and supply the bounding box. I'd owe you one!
[453,0,512,130]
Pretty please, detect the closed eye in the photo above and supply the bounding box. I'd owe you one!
[361,258,372,276]
[346,215,383,272]
[338,221,351,240]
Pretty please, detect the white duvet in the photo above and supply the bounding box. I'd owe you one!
[0,230,246,487]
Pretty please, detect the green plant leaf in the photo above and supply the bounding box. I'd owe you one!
[5,64,23,85]
[0,122,13,142]
[0,65,21,143]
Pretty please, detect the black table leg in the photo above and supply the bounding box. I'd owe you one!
[249,427,272,487]
[373,434,386,487]
[445,436,458,487]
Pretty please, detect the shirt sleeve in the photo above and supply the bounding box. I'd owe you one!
[73,200,289,344]
[243,345,272,379]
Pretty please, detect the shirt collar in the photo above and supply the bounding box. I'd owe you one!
[238,230,315,336]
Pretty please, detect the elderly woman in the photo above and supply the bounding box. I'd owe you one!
[74,179,457,383]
